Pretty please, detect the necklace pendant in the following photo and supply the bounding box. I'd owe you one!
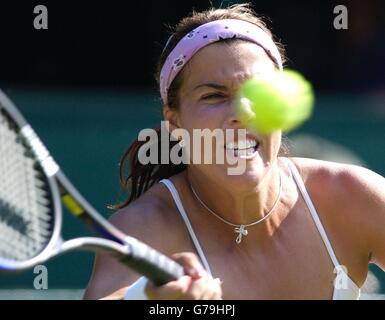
[234,225,248,244]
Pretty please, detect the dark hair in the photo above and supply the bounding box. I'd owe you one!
[113,4,288,209]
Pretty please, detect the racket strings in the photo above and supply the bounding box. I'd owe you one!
[0,109,54,262]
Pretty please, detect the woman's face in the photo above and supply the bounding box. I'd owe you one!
[170,40,281,189]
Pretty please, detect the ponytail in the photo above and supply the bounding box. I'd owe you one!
[112,127,187,209]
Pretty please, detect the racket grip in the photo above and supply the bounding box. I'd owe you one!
[122,238,185,286]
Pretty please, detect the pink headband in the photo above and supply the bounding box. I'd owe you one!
[159,19,283,105]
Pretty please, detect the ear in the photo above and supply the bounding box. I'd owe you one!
[163,105,181,133]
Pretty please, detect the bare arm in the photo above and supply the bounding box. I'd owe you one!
[83,197,222,300]
[83,204,160,300]
[345,165,385,270]
[83,250,138,300]
[290,157,385,283]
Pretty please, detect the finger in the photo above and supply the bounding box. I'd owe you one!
[171,252,207,279]
[182,275,221,300]
[145,275,192,300]
[205,278,223,300]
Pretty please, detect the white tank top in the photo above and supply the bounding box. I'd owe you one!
[159,160,361,300]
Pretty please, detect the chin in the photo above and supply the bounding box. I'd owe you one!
[194,142,279,191]
[213,160,271,193]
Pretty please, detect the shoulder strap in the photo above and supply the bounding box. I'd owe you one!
[287,160,340,268]
[159,179,213,276]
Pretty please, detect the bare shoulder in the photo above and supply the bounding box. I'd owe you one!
[108,180,186,255]
[288,157,385,273]
[84,178,188,299]
[84,174,191,299]
[288,157,385,201]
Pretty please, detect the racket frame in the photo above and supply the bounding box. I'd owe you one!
[0,89,185,284]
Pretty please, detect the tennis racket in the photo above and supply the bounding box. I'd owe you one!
[0,89,184,285]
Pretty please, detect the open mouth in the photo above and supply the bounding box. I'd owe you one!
[224,138,259,157]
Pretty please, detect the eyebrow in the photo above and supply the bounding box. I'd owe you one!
[193,83,227,92]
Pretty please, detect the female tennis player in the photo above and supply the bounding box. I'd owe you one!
[84,4,385,300]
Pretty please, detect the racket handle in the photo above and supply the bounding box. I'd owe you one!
[122,238,185,286]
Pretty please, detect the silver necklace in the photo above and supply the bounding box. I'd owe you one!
[189,171,282,244]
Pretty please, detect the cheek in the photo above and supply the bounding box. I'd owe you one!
[266,131,282,155]
[179,103,226,130]
[265,131,282,158]
[272,131,282,144]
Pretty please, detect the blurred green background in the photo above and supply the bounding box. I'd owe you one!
[0,89,384,299]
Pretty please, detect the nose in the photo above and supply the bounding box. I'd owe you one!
[223,71,255,129]
[223,100,242,130]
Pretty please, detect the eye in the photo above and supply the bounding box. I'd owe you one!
[200,93,226,101]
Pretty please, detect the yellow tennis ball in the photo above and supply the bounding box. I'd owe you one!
[235,69,314,134]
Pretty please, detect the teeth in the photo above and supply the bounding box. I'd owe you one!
[246,139,257,148]
[234,147,255,157]
[226,139,257,150]
[226,141,235,150]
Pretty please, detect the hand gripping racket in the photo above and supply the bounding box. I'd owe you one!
[0,89,184,285]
